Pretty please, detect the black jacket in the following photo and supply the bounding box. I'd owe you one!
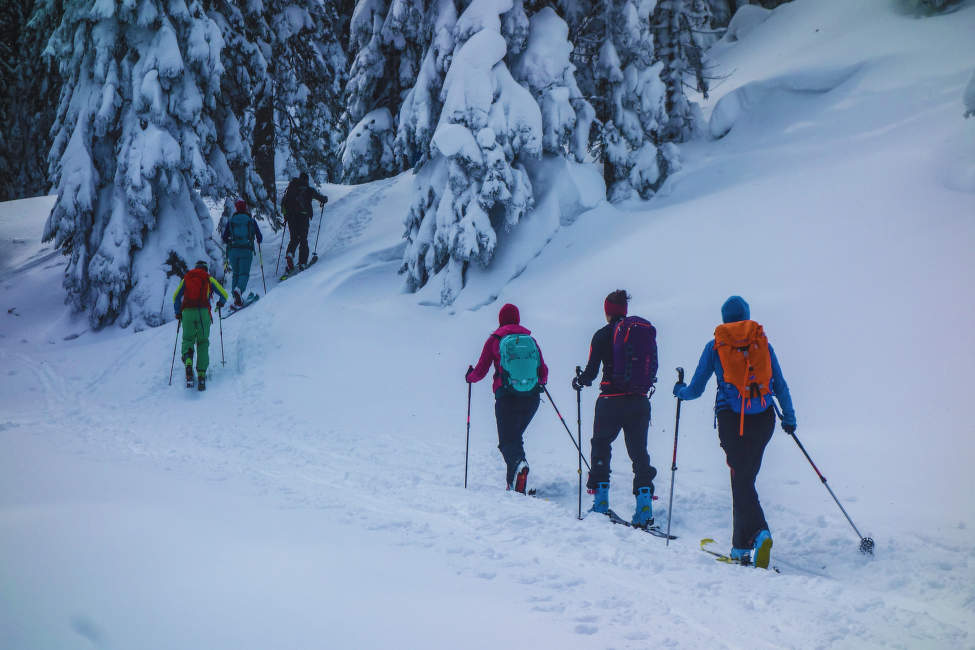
[578,316,626,394]
[282,179,327,223]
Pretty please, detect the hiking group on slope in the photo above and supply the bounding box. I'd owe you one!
[464,290,796,569]
[170,174,329,391]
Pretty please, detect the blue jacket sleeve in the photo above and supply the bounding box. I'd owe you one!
[677,341,716,401]
[769,344,796,426]
[252,218,263,244]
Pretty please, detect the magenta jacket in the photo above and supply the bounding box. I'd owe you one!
[468,324,549,393]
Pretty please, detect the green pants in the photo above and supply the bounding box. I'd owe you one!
[181,307,212,373]
[228,247,253,295]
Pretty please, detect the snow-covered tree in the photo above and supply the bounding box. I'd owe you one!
[44,0,237,329]
[652,0,709,142]
[342,0,424,182]
[511,7,593,162]
[401,0,543,303]
[0,0,62,200]
[394,0,458,170]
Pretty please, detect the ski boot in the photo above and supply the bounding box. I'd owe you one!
[285,255,295,273]
[197,372,206,391]
[184,364,194,388]
[510,460,529,494]
[631,486,654,528]
[729,547,751,565]
[233,289,243,308]
[752,530,773,569]
[591,482,609,514]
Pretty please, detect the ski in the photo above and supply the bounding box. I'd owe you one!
[221,294,259,319]
[278,257,318,282]
[700,538,780,573]
[602,508,678,540]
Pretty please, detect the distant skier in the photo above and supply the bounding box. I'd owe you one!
[573,290,658,527]
[672,296,797,569]
[221,199,263,308]
[466,303,549,494]
[173,260,228,391]
[280,171,328,273]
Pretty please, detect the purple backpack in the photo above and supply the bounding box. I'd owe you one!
[611,316,658,394]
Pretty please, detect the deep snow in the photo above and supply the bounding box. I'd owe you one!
[2,0,975,648]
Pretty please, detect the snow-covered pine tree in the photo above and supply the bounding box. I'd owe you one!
[589,0,669,200]
[44,0,236,329]
[401,0,543,304]
[342,0,423,182]
[394,0,458,170]
[652,0,709,142]
[0,0,62,201]
[511,7,593,163]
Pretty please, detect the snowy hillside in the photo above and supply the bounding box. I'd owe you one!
[2,1,975,648]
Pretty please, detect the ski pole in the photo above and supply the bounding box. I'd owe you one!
[787,429,874,554]
[275,220,287,275]
[465,367,472,489]
[312,201,326,261]
[575,366,584,520]
[665,367,684,546]
[258,242,267,295]
[542,385,591,471]
[217,307,225,367]
[168,320,181,385]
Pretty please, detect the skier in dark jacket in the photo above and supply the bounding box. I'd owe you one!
[281,171,328,272]
[221,199,263,307]
[466,303,549,494]
[573,290,657,527]
[673,295,797,568]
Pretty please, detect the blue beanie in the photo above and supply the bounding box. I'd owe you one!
[721,296,750,323]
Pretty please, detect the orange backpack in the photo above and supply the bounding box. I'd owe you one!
[714,320,773,436]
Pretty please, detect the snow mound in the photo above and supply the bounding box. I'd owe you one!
[722,4,772,43]
[709,65,861,139]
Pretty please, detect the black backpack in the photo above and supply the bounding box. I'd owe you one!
[282,181,300,217]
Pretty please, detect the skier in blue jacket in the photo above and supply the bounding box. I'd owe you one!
[221,199,263,307]
[673,296,796,568]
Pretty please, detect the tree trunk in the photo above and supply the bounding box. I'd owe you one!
[253,85,276,211]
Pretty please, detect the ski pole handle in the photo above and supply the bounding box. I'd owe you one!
[676,366,685,385]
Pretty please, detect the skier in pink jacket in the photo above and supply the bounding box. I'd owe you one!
[466,303,549,493]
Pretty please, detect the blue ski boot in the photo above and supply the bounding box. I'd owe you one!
[753,530,773,569]
[631,487,654,528]
[729,547,751,564]
[591,482,609,514]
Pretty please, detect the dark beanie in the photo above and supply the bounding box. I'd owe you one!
[721,296,750,323]
[234,199,246,212]
[498,303,520,326]
[195,260,209,270]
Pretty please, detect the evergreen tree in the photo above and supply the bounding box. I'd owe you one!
[44,0,235,329]
[401,0,543,304]
[342,0,424,182]
[0,0,63,201]
[652,0,709,143]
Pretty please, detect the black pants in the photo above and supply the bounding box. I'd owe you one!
[587,394,656,495]
[286,217,310,265]
[495,392,540,486]
[717,406,775,549]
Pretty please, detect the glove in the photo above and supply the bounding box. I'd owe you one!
[782,422,796,435]
[465,366,474,383]
[175,312,181,321]
[217,300,226,309]
[673,382,686,398]
[322,196,328,204]
[571,377,588,391]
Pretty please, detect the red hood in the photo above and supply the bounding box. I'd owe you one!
[493,324,531,338]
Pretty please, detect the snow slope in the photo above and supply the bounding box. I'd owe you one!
[2,1,975,648]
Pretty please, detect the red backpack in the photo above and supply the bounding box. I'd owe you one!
[181,268,211,310]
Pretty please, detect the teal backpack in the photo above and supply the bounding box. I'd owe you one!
[229,212,253,249]
[497,334,540,393]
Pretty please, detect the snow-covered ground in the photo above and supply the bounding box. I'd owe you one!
[2,0,975,647]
